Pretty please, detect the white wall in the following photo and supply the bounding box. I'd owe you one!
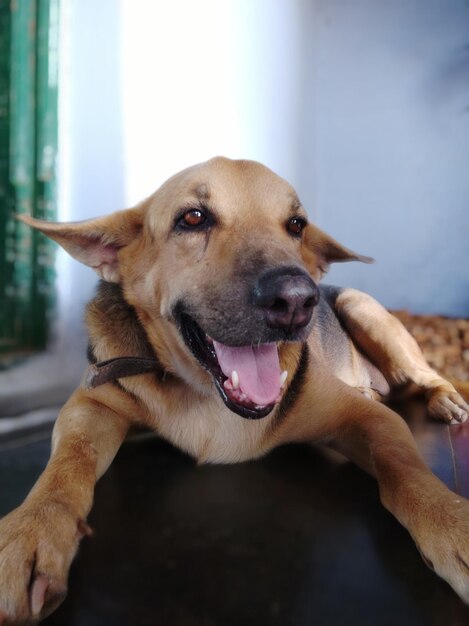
[119,0,304,203]
[56,0,126,365]
[300,0,469,316]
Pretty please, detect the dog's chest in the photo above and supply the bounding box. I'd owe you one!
[134,381,273,464]
[159,403,272,464]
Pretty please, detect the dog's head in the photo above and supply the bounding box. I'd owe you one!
[23,157,372,419]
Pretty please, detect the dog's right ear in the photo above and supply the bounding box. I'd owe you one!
[18,207,144,283]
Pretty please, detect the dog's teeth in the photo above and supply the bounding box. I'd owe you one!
[231,370,239,390]
[280,370,288,387]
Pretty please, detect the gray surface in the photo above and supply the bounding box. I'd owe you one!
[0,421,468,626]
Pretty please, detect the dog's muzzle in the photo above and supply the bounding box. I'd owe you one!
[176,266,319,420]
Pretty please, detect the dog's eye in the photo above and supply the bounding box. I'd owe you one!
[287,217,307,237]
[184,209,206,227]
[178,209,207,230]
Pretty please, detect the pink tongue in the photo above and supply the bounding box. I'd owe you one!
[212,341,281,406]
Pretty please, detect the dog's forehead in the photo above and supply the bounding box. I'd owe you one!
[147,157,300,229]
[199,157,298,209]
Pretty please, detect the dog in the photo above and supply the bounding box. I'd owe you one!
[0,157,468,623]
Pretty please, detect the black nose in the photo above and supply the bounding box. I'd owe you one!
[253,267,319,332]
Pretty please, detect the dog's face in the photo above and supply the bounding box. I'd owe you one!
[23,157,371,419]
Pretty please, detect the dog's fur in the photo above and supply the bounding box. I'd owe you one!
[1,157,468,623]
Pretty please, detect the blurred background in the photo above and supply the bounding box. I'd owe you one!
[0,0,468,410]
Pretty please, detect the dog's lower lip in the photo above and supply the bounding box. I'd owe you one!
[178,313,278,419]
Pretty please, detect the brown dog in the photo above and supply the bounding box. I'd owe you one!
[1,157,468,623]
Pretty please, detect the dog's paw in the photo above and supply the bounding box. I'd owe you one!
[412,496,469,604]
[427,388,468,425]
[0,502,90,624]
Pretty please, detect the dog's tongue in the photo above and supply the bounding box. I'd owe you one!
[212,340,281,406]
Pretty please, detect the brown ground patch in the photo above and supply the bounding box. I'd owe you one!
[392,311,469,382]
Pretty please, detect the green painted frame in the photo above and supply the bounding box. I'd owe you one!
[0,0,59,355]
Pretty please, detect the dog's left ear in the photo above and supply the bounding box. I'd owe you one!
[18,207,144,283]
[303,224,373,278]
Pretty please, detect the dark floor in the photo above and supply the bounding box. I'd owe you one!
[1,399,469,626]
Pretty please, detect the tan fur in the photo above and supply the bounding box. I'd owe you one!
[1,157,469,624]
[334,289,469,423]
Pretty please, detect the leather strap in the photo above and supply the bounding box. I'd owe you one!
[84,356,164,389]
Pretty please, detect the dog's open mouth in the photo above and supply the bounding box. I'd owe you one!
[179,314,286,419]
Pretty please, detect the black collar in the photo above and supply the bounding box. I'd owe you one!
[84,356,165,389]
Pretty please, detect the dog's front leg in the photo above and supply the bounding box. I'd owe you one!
[0,385,135,625]
[278,373,469,603]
